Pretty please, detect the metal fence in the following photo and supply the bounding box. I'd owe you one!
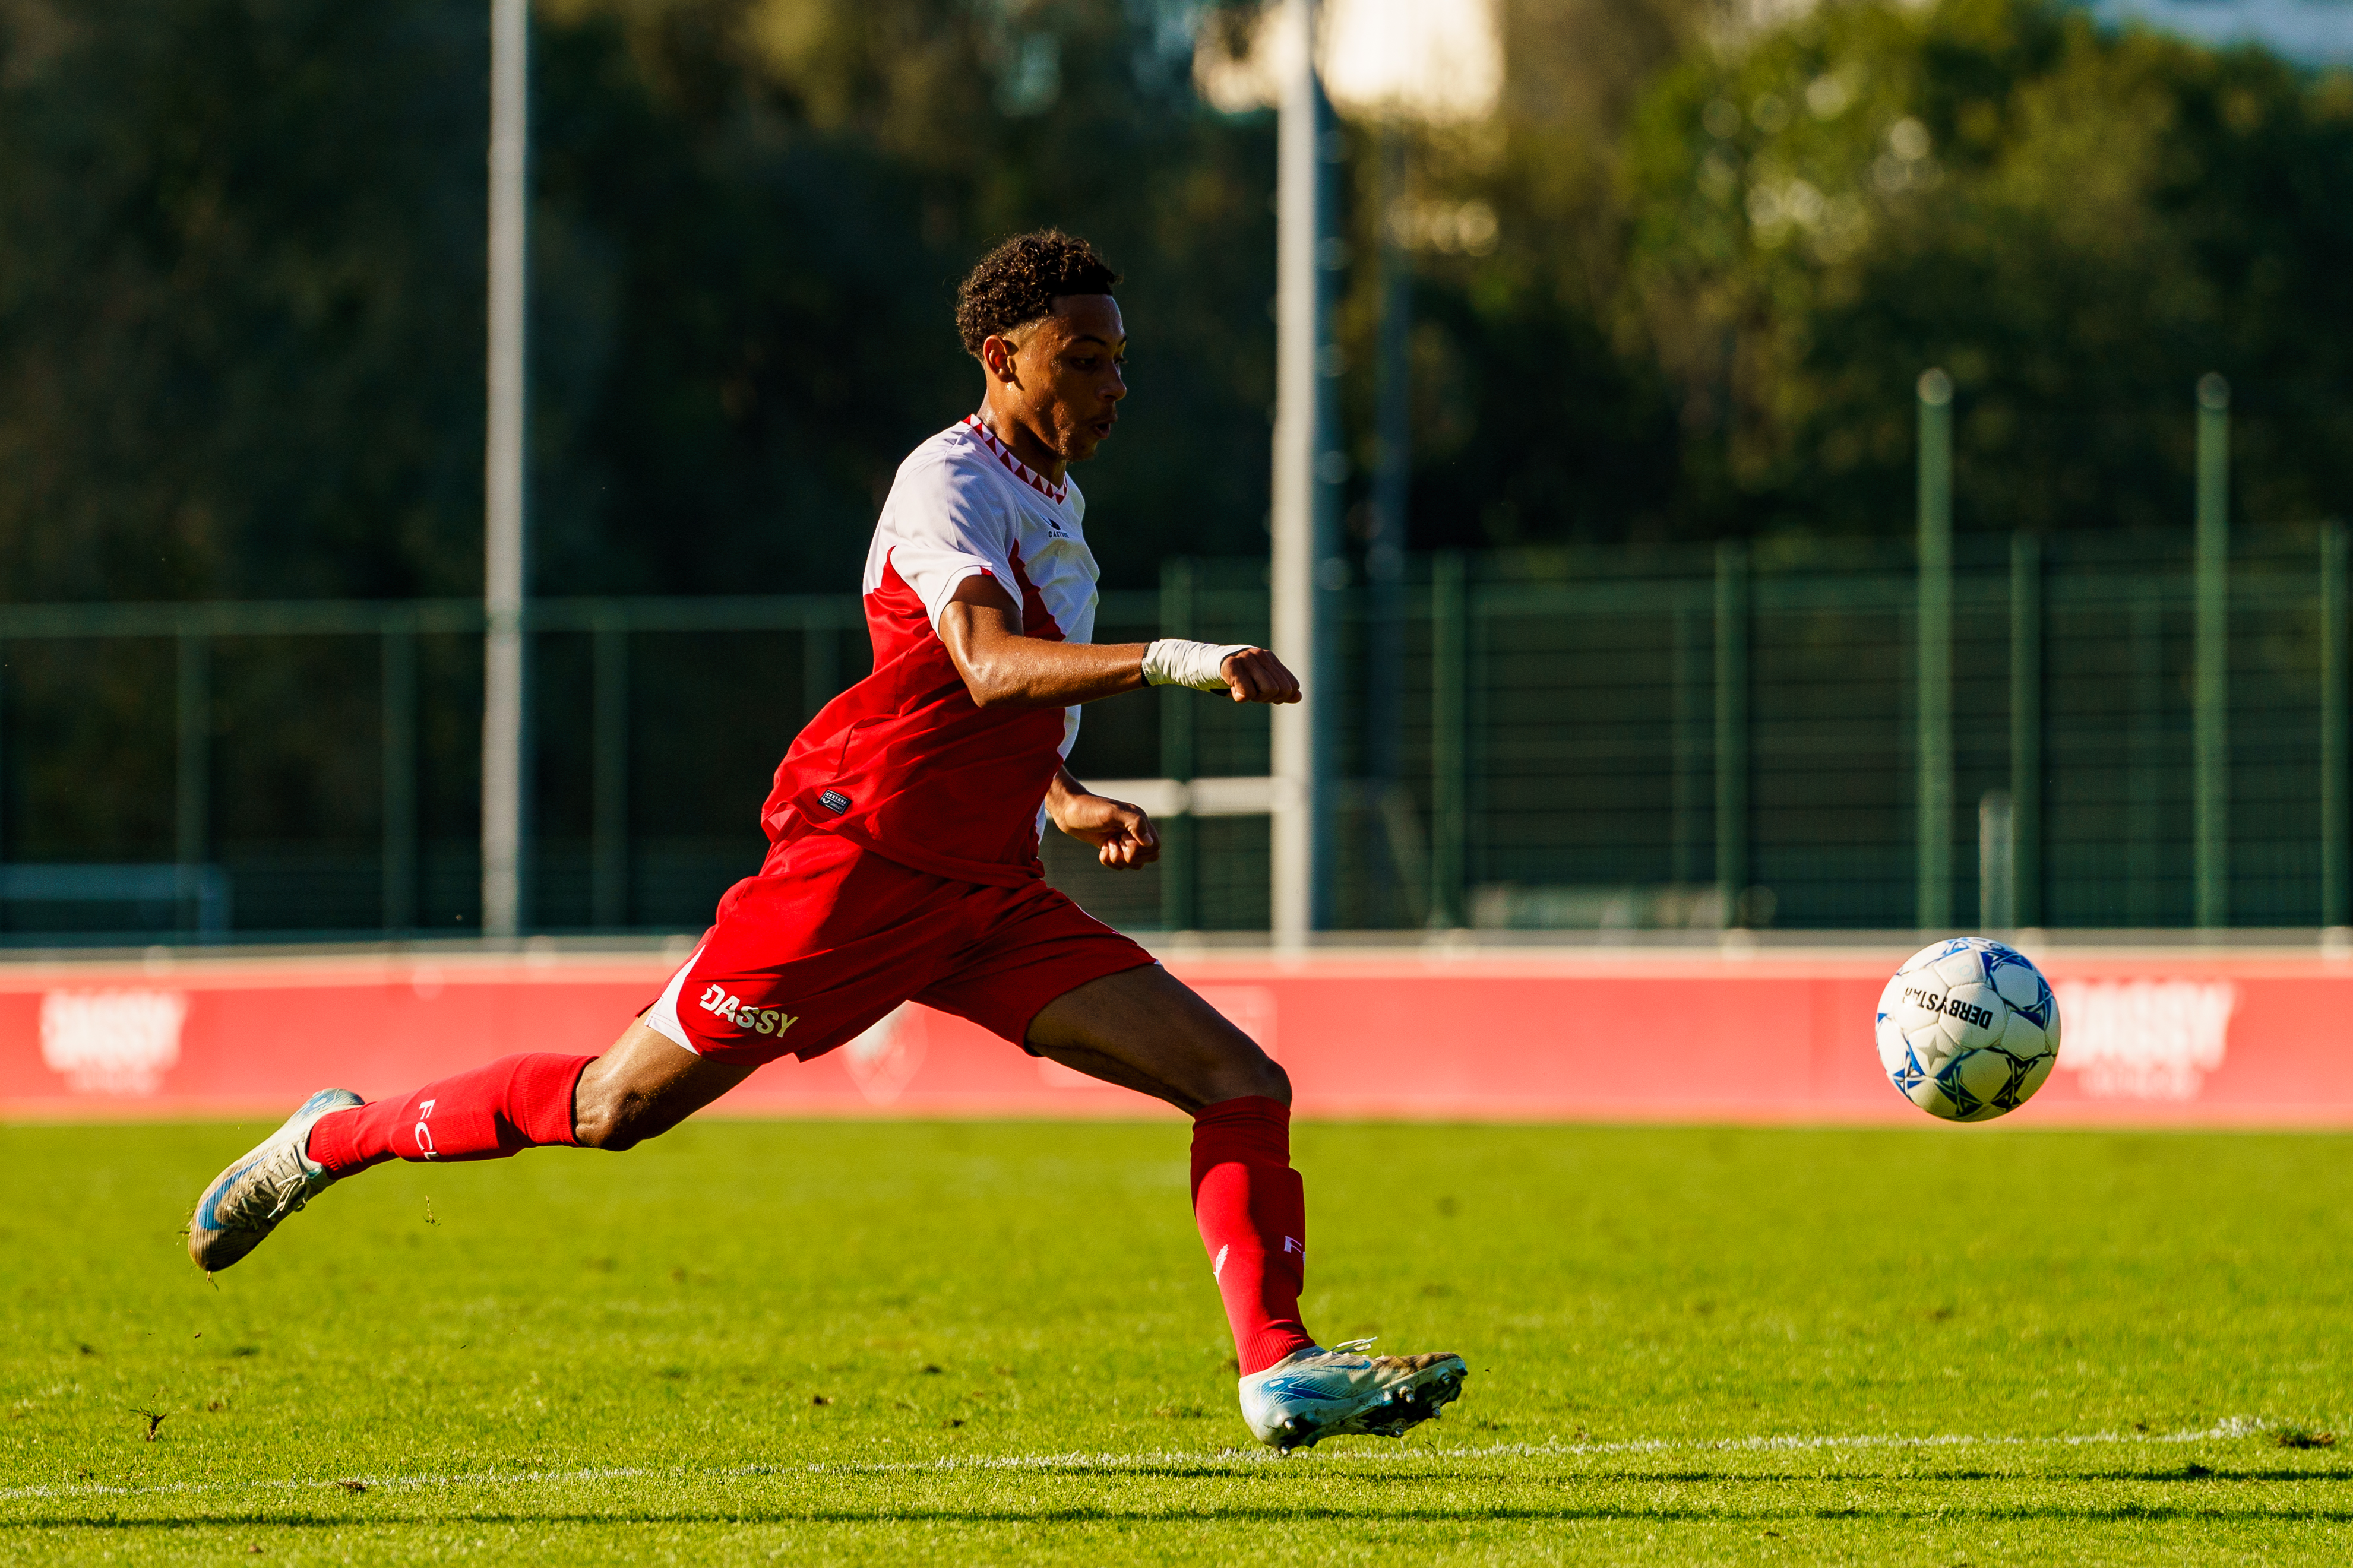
[1061,529,2353,935]
[1,525,2348,942]
[0,597,873,941]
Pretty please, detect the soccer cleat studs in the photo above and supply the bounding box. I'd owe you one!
[186,1088,363,1273]
[1236,1342,1468,1452]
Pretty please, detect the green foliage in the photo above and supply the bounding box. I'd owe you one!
[2,1119,2349,1560]
[1621,0,2353,538]
[4,0,2351,611]
[0,0,1282,600]
[527,0,1286,593]
[1334,0,1709,549]
[0,0,489,600]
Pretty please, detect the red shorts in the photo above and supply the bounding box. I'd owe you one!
[642,831,1156,1066]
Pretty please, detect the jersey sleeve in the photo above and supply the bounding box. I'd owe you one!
[875,454,1019,631]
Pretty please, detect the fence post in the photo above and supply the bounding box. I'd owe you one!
[175,632,210,903]
[592,617,629,929]
[2324,519,2349,929]
[1671,600,1707,888]
[1714,540,1750,926]
[1429,550,1468,928]
[2195,373,2231,929]
[382,624,418,933]
[2009,532,2042,929]
[2129,600,2164,923]
[1159,557,1197,933]
[1916,369,1954,930]
[1978,790,2015,931]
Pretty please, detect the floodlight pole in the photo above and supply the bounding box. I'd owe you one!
[1365,128,1409,797]
[1271,0,1343,940]
[482,0,530,940]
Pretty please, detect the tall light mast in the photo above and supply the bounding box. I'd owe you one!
[482,0,530,940]
[1270,0,1345,939]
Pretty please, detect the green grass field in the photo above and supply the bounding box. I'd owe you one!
[2,1117,2348,1564]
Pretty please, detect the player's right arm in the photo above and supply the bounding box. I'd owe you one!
[938,575,1300,709]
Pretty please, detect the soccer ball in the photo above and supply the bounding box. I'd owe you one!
[1875,937,2062,1122]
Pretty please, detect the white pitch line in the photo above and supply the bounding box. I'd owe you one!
[0,1417,2314,1507]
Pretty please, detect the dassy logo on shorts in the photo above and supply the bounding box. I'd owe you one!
[697,984,799,1038]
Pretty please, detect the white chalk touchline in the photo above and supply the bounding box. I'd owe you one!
[0,1417,2308,1506]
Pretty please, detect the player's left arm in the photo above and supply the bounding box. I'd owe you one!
[1046,768,1159,869]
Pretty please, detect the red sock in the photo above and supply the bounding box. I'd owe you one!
[1191,1095,1317,1375]
[305,1053,594,1176]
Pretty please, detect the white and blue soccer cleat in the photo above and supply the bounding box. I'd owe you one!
[186,1088,363,1274]
[1237,1339,1468,1452]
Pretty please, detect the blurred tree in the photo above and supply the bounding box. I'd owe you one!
[0,0,488,601]
[531,0,1282,593]
[0,0,1280,602]
[3,0,2348,600]
[1619,0,2353,539]
[1329,0,1708,553]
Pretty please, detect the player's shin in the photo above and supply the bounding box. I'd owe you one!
[1190,1095,1317,1374]
[305,1053,596,1175]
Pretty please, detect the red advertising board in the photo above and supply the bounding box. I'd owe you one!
[2,942,2348,1127]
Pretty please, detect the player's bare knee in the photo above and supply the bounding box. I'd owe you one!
[571,1095,619,1150]
[1202,1035,1288,1105]
[1247,1052,1292,1105]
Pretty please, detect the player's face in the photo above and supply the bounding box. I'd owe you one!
[1005,295,1127,464]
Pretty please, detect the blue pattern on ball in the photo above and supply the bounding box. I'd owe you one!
[1879,936,2061,1123]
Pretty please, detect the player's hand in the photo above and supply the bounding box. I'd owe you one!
[1220,647,1301,704]
[1052,791,1160,869]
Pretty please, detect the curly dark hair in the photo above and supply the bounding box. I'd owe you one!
[954,230,1121,359]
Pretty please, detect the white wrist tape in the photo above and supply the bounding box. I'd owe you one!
[1142,639,1255,692]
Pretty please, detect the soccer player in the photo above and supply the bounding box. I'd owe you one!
[188,230,1464,1452]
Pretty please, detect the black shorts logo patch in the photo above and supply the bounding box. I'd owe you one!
[818,788,851,815]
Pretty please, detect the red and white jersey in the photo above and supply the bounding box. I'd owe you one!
[757,414,1101,886]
